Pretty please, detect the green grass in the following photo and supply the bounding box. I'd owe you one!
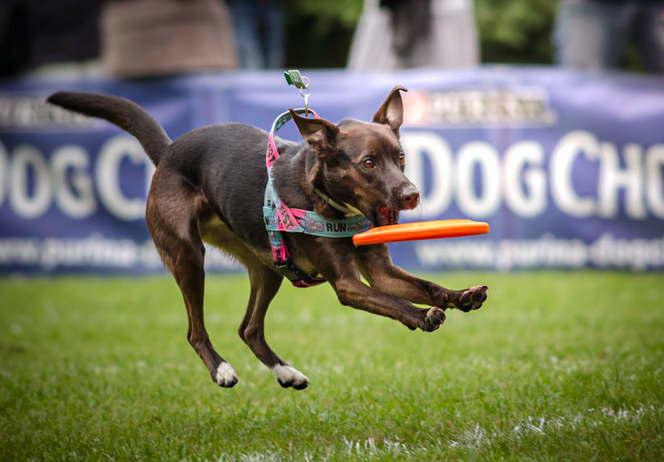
[1,272,663,461]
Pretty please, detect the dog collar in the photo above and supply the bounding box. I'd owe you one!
[263,109,373,288]
[313,188,364,217]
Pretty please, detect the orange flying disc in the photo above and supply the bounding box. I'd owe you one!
[352,219,489,246]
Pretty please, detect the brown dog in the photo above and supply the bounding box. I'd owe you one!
[47,88,488,390]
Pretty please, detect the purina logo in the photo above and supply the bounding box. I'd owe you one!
[403,87,556,127]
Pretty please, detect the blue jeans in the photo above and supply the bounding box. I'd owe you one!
[226,0,284,70]
[554,0,664,73]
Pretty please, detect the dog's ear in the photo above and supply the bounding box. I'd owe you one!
[372,86,408,136]
[290,109,340,155]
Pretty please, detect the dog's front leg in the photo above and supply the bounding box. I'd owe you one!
[305,240,446,331]
[356,245,488,312]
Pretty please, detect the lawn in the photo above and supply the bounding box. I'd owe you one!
[0,272,663,461]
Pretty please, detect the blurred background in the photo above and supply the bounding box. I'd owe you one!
[1,0,663,275]
[2,3,664,460]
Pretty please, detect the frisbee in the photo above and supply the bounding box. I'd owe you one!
[352,219,489,246]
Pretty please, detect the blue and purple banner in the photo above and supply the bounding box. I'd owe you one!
[1,68,663,274]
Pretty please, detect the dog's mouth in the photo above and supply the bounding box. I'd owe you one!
[373,206,400,227]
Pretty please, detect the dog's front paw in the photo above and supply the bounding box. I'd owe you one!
[423,306,446,332]
[446,285,488,312]
[272,365,309,390]
[214,362,239,388]
[401,307,446,332]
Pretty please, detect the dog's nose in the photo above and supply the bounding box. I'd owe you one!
[399,185,420,210]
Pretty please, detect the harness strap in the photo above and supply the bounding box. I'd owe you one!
[263,109,372,288]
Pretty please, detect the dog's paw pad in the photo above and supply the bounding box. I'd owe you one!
[215,362,238,388]
[454,285,488,312]
[272,365,309,390]
[424,307,446,331]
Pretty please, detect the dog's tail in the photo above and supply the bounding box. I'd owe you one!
[47,91,171,166]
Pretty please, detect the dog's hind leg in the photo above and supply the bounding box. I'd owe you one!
[146,168,238,388]
[239,265,308,390]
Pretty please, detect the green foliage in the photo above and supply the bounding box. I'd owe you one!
[287,0,363,31]
[283,0,560,67]
[475,0,557,64]
[1,272,663,460]
[284,0,363,68]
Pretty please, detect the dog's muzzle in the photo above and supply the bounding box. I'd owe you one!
[398,184,420,211]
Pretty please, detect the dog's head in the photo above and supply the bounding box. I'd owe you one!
[290,86,419,226]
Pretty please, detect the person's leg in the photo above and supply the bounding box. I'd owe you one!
[411,0,479,68]
[258,0,284,69]
[226,0,262,69]
[553,0,630,70]
[347,0,400,71]
[631,4,664,74]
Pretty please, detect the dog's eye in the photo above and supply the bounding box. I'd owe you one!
[363,159,376,169]
[398,153,406,167]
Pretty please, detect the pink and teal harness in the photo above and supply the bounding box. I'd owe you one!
[263,109,372,287]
